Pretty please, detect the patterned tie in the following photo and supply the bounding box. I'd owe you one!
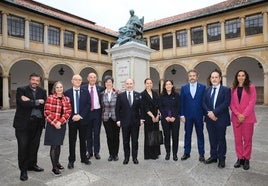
[75,89,79,114]
[210,87,216,109]
[128,91,132,106]
[90,87,94,111]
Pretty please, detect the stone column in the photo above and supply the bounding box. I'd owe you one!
[98,39,101,60]
[264,72,268,105]
[44,24,48,52]
[240,16,246,46]
[187,28,191,54]
[74,32,78,57]
[263,12,268,42]
[172,31,177,57]
[2,75,10,109]
[220,20,226,49]
[2,12,8,46]
[222,74,227,86]
[159,34,163,58]
[87,36,90,59]
[203,25,207,52]
[44,78,49,96]
[60,28,64,55]
[25,19,30,49]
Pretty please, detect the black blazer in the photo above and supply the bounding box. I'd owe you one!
[115,91,143,127]
[82,84,105,109]
[13,85,47,130]
[64,87,91,124]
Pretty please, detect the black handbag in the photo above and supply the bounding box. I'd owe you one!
[148,130,163,146]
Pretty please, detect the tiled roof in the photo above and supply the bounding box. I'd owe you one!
[144,0,265,30]
[4,0,118,37]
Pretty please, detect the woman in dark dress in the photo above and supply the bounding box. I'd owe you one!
[44,81,71,176]
[159,80,180,161]
[141,78,161,160]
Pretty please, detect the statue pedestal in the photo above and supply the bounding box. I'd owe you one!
[107,42,154,92]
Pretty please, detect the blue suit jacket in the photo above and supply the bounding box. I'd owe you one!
[180,83,206,120]
[115,91,143,127]
[202,85,231,126]
[64,87,91,125]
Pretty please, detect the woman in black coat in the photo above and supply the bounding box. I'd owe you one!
[141,78,161,160]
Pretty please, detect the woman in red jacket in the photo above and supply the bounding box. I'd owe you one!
[44,81,71,176]
[230,70,257,170]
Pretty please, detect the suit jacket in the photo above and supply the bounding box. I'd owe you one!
[202,85,231,126]
[13,85,47,130]
[82,84,105,110]
[101,89,118,122]
[180,83,206,120]
[230,84,257,124]
[115,91,143,127]
[141,89,159,118]
[159,92,180,119]
[64,87,91,125]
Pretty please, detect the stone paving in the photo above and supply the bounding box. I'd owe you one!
[0,106,268,186]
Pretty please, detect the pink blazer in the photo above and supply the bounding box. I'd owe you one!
[230,84,257,124]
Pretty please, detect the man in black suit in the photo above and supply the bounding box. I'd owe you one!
[13,73,47,181]
[83,72,105,160]
[65,74,91,169]
[115,78,144,165]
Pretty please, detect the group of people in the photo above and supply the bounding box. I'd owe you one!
[13,69,257,182]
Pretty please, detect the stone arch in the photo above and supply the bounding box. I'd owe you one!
[164,64,187,92]
[101,70,113,86]
[80,67,98,85]
[150,67,160,93]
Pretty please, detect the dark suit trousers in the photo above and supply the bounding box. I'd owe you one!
[161,119,180,155]
[122,123,140,160]
[206,121,227,160]
[184,117,204,155]
[15,118,43,171]
[87,109,102,154]
[103,118,120,156]
[68,120,88,163]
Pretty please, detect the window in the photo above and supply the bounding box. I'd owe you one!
[0,13,2,34]
[48,26,60,45]
[225,18,241,39]
[245,13,263,36]
[7,15,24,38]
[64,30,74,48]
[78,34,87,50]
[111,42,116,48]
[191,26,203,45]
[162,32,173,49]
[176,30,187,47]
[30,21,43,42]
[207,22,221,42]
[150,35,159,50]
[101,40,108,55]
[90,37,98,53]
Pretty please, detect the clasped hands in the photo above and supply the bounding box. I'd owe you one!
[207,111,218,121]
[21,95,45,104]
[165,116,176,122]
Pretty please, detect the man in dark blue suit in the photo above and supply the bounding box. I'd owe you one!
[115,78,144,165]
[180,69,206,162]
[65,74,91,169]
[202,69,231,168]
[83,72,105,160]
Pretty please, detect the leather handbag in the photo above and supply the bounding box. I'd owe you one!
[148,130,163,146]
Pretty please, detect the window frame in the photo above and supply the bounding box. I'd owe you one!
[207,22,221,42]
[162,32,173,49]
[101,40,108,55]
[48,26,60,45]
[150,35,160,50]
[90,37,98,53]
[176,29,187,47]
[7,14,25,38]
[78,34,87,50]
[191,26,203,45]
[225,18,241,39]
[245,13,263,36]
[64,30,74,48]
[29,21,44,42]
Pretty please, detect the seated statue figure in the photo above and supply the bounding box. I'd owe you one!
[116,9,144,45]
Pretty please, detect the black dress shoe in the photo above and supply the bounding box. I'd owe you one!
[205,157,217,164]
[181,154,190,161]
[243,159,250,170]
[234,159,243,168]
[95,154,101,160]
[199,155,205,162]
[113,155,119,161]
[123,159,129,165]
[28,165,44,172]
[87,153,93,159]
[173,155,178,161]
[165,153,170,160]
[57,163,64,171]
[81,159,91,165]
[68,162,74,169]
[108,156,113,161]
[20,171,28,181]
[218,160,225,168]
[133,159,139,164]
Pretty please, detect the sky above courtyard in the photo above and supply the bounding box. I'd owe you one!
[35,0,224,31]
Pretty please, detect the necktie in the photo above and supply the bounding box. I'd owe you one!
[128,91,132,106]
[75,89,79,114]
[90,87,94,111]
[210,87,216,109]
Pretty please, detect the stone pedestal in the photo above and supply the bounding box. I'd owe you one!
[107,41,154,92]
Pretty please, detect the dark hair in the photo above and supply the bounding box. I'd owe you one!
[104,76,114,83]
[207,69,222,86]
[232,70,251,93]
[161,80,175,95]
[144,78,153,84]
[29,73,42,81]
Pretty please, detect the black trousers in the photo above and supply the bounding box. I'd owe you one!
[103,118,120,157]
[122,123,140,160]
[68,121,88,163]
[15,118,43,171]
[161,119,180,156]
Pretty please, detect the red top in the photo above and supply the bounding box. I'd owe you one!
[44,93,72,126]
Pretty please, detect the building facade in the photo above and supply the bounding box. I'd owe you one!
[0,0,267,109]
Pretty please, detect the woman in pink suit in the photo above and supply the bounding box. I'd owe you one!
[230,70,257,170]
